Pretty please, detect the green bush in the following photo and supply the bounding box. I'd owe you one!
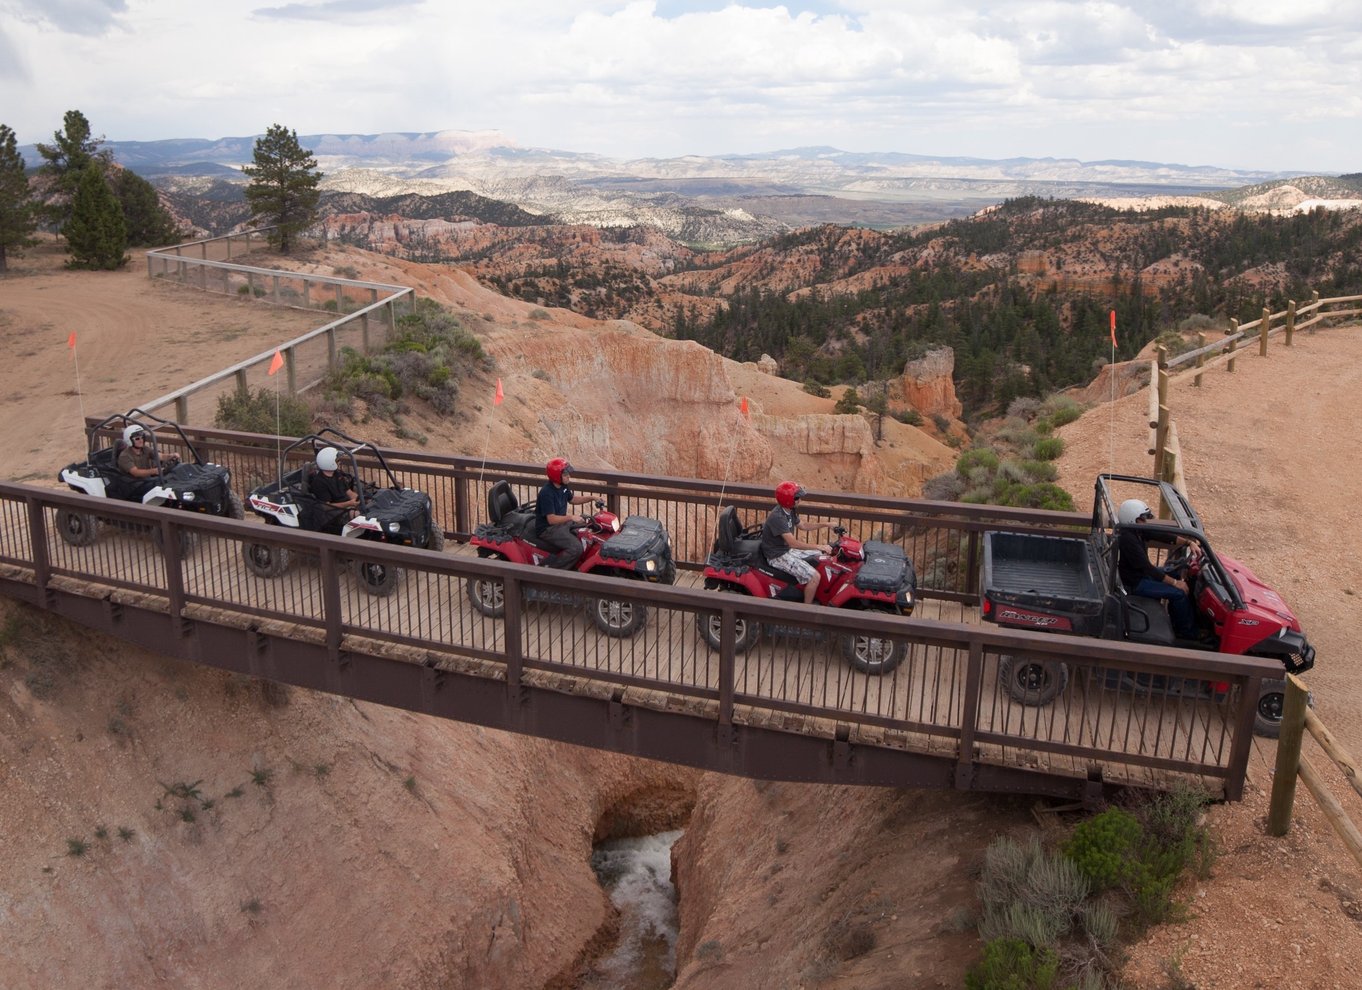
[1032,437,1064,461]
[1039,396,1084,430]
[894,407,923,426]
[215,386,313,436]
[956,447,1001,478]
[803,380,831,398]
[834,387,862,414]
[965,937,1060,990]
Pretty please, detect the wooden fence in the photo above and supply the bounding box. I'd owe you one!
[142,230,416,423]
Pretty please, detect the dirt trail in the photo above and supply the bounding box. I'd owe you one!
[1057,329,1362,989]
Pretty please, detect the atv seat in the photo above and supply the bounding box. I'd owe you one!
[487,480,517,524]
[487,479,550,547]
[714,506,761,560]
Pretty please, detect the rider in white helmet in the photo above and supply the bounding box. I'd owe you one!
[117,424,159,481]
[1115,497,1199,639]
[309,446,359,531]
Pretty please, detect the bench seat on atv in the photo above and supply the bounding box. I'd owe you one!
[475,480,554,549]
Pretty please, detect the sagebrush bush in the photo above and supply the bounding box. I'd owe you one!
[1032,437,1065,461]
[215,386,313,437]
[966,937,1059,990]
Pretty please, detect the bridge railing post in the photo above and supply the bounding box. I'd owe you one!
[160,517,186,622]
[320,546,343,663]
[504,574,524,693]
[718,605,736,727]
[954,638,984,790]
[26,497,50,599]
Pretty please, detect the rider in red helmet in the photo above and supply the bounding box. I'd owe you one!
[759,481,834,604]
[535,457,595,568]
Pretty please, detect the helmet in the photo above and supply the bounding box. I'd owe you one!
[316,447,340,472]
[775,481,806,509]
[1118,499,1154,525]
[122,424,148,445]
[546,457,573,485]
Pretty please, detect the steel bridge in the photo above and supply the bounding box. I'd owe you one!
[0,425,1274,806]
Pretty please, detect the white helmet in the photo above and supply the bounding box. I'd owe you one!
[1117,499,1154,525]
[122,424,148,445]
[316,447,340,472]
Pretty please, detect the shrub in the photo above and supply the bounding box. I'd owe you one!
[922,471,966,502]
[803,380,831,398]
[894,407,923,426]
[1032,437,1064,461]
[834,387,862,414]
[931,412,951,432]
[956,447,1001,478]
[966,937,1060,990]
[215,386,313,437]
[1039,396,1084,430]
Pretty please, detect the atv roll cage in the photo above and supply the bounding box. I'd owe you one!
[85,408,204,476]
[271,428,406,513]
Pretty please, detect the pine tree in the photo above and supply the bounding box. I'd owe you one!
[36,110,110,231]
[242,124,322,254]
[0,123,38,273]
[65,166,127,270]
[112,167,182,247]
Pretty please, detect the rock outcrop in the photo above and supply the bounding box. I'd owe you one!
[891,346,964,421]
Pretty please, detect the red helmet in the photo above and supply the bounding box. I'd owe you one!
[775,481,805,509]
[546,457,573,485]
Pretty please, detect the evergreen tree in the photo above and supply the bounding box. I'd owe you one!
[112,167,182,246]
[242,123,321,253]
[0,123,38,273]
[65,166,127,269]
[35,109,110,230]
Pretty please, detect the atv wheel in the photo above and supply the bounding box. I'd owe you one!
[696,589,760,653]
[589,592,647,638]
[428,525,446,553]
[841,609,904,675]
[226,491,245,520]
[353,557,400,596]
[55,508,99,547]
[998,655,1068,706]
[659,558,678,586]
[242,541,290,578]
[152,525,197,557]
[1254,677,1286,738]
[467,557,506,618]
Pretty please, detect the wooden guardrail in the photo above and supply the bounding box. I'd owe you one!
[142,230,416,423]
[1268,675,1362,872]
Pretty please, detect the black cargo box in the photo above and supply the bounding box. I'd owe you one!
[598,516,670,563]
[854,541,914,593]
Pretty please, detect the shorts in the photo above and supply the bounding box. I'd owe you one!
[768,549,817,584]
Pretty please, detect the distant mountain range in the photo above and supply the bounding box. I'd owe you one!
[23,129,1358,241]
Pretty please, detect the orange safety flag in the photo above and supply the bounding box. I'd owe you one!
[67,331,77,350]
[1109,310,1117,349]
[494,378,504,406]
[267,350,284,376]
[740,396,749,416]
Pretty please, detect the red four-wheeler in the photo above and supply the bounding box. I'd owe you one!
[57,409,242,552]
[979,474,1315,736]
[696,505,917,674]
[466,479,678,637]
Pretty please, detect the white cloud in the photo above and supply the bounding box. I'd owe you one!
[0,0,1357,171]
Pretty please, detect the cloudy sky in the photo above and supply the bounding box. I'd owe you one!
[2,0,1359,172]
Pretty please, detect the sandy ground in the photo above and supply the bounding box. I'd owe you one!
[3,236,1361,988]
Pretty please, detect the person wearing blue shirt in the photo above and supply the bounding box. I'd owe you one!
[535,457,594,569]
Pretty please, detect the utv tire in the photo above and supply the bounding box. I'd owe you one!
[55,508,99,547]
[841,609,905,675]
[998,655,1068,706]
[152,525,197,557]
[589,593,647,638]
[1254,677,1286,738]
[696,589,761,653]
[243,541,290,578]
[353,557,400,596]
[226,490,245,520]
[467,556,506,618]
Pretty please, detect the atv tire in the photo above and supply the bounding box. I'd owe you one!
[998,654,1068,706]
[226,490,245,520]
[55,508,99,547]
[467,555,506,618]
[696,588,760,653]
[152,525,197,557]
[589,591,647,638]
[428,525,446,553]
[353,557,400,596]
[243,541,290,579]
[841,608,905,675]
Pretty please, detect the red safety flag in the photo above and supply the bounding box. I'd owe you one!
[68,331,77,350]
[740,396,749,416]
[267,350,284,376]
[1109,310,1117,349]
[494,378,504,406]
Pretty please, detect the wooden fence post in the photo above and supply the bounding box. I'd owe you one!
[1285,300,1296,347]
[1310,290,1320,332]
[175,395,189,424]
[285,348,297,395]
[235,369,248,395]
[1267,675,1311,835]
[1259,307,1270,356]
[1227,319,1238,373]
[1194,332,1207,387]
[1154,404,1169,477]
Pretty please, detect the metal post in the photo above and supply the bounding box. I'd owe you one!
[1285,300,1296,347]
[1267,676,1310,835]
[1259,307,1270,356]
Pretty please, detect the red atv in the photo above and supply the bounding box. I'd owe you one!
[696,506,917,674]
[466,480,678,637]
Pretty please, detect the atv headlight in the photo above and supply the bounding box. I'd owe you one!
[610,518,621,533]
[182,492,195,501]
[388,522,400,533]
[644,559,656,573]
